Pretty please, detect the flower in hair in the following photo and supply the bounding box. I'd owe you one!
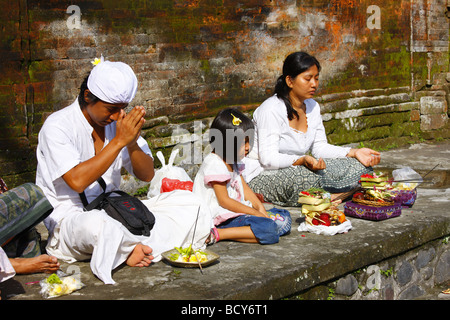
[91,55,104,66]
[231,113,242,126]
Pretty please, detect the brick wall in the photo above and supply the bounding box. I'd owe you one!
[0,0,449,187]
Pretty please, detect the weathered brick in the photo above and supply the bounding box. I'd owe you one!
[420,113,449,131]
[420,96,448,114]
[410,109,421,121]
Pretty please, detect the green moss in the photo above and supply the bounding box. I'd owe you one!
[27,61,53,83]
[200,59,210,73]
[323,30,412,94]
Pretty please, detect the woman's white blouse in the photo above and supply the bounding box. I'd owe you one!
[243,95,350,182]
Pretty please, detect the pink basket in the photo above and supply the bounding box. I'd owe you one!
[344,201,402,221]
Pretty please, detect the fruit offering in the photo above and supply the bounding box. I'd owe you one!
[169,245,208,263]
[298,187,347,227]
[352,189,394,204]
[308,209,346,227]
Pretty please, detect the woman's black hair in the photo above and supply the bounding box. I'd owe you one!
[274,51,321,120]
[78,74,100,108]
[209,108,255,164]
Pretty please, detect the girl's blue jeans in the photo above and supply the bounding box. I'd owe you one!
[218,208,292,244]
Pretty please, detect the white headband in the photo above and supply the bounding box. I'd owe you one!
[87,59,138,104]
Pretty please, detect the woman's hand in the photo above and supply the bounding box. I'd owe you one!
[293,155,326,171]
[348,148,381,167]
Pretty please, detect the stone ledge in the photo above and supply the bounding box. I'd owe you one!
[2,142,450,302]
[2,187,449,301]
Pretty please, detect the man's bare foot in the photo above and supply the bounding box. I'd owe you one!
[126,243,153,267]
[10,254,60,274]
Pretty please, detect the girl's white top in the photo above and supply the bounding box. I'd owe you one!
[193,152,252,226]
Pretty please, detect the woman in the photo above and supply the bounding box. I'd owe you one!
[243,52,380,207]
[36,57,210,284]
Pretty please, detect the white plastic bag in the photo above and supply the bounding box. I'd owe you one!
[392,167,423,184]
[148,149,192,198]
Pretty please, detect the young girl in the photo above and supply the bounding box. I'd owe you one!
[193,108,290,245]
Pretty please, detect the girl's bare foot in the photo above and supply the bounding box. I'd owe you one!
[126,243,153,267]
[10,254,60,274]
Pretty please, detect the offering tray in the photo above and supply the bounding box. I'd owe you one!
[162,248,219,268]
[344,201,402,221]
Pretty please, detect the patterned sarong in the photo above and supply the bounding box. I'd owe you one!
[0,183,53,258]
[249,158,372,207]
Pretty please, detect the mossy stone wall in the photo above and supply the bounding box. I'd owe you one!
[1,0,449,187]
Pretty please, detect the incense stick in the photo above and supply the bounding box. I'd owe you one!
[190,206,203,274]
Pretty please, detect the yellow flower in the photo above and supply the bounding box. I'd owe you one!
[91,58,101,66]
[91,55,104,66]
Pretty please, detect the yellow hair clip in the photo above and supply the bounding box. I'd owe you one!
[231,113,242,126]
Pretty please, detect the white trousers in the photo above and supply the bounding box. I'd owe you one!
[46,190,212,284]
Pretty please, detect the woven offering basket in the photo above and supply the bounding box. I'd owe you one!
[344,201,402,221]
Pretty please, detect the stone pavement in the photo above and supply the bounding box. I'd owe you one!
[1,142,449,304]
